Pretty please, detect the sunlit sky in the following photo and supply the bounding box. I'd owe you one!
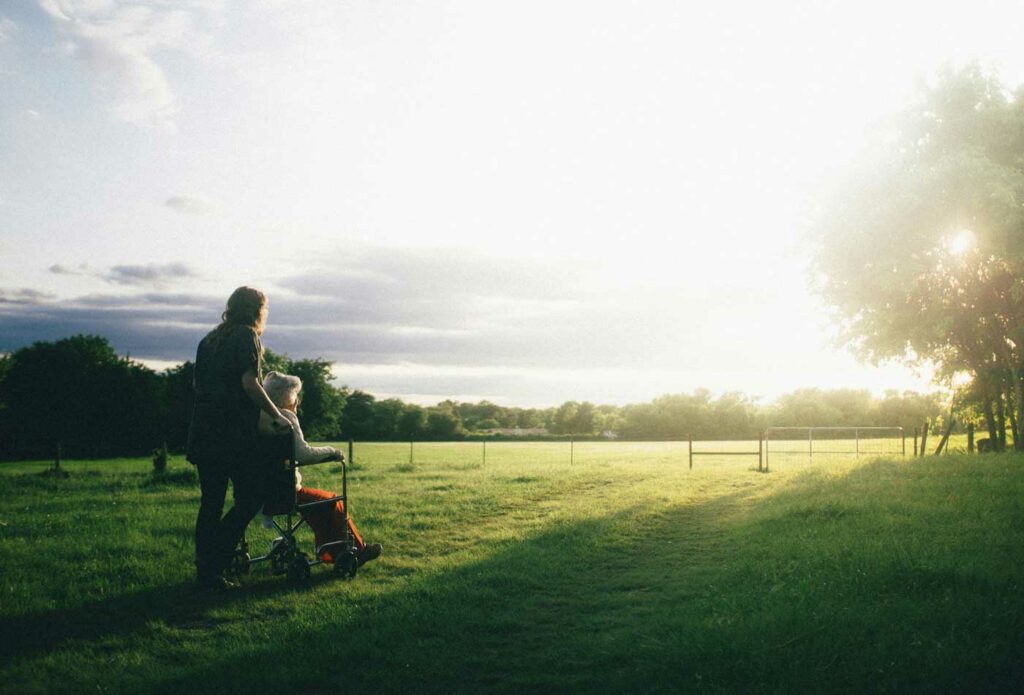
[2,1,1023,406]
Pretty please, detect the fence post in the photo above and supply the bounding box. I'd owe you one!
[934,418,954,456]
[920,422,929,457]
[967,423,975,453]
[688,434,693,470]
[348,439,353,466]
[913,427,918,456]
[901,428,906,457]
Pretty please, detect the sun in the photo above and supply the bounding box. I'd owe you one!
[947,229,977,255]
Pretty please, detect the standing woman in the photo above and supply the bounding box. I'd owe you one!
[187,286,291,589]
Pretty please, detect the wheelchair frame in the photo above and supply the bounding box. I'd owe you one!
[229,431,359,584]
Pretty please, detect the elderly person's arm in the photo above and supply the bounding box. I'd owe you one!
[280,410,341,465]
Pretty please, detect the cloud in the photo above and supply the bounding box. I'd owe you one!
[0,290,219,359]
[36,1,220,128]
[48,262,92,275]
[0,288,56,305]
[104,262,199,286]
[49,261,198,288]
[164,195,215,215]
[0,248,801,404]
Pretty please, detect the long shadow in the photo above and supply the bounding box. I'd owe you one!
[0,558,338,662]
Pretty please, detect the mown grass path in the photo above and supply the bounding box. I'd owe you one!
[1,448,1021,693]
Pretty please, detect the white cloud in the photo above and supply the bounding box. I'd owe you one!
[36,1,220,128]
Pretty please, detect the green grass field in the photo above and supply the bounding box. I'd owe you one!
[1,439,1021,693]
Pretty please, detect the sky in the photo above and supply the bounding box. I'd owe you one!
[1,1,1023,407]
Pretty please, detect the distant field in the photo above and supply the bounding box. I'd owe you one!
[325,434,965,469]
[1,438,1019,693]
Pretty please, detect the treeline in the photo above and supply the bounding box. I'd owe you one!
[0,335,949,460]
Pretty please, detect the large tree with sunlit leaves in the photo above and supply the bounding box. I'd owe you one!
[814,65,1024,449]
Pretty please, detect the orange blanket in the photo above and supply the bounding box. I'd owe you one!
[296,486,366,561]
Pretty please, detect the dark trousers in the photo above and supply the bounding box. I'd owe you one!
[194,456,263,577]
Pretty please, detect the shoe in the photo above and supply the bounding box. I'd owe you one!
[197,572,238,591]
[357,542,382,566]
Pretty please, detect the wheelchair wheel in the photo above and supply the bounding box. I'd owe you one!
[333,550,358,579]
[287,553,311,585]
[226,549,251,578]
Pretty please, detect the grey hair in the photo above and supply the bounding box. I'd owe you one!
[263,371,302,407]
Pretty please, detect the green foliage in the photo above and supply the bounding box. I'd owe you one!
[814,65,1024,448]
[0,335,163,458]
[425,404,466,439]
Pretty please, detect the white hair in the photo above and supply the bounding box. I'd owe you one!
[263,371,302,407]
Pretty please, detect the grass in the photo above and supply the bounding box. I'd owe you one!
[0,440,1021,693]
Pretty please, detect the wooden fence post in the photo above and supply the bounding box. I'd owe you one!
[967,423,975,453]
[934,418,955,455]
[913,427,918,457]
[920,422,929,457]
[348,439,353,466]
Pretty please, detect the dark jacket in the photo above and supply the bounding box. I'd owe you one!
[186,324,262,463]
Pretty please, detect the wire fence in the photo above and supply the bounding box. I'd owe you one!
[322,431,917,471]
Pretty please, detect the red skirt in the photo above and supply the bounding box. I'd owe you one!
[296,487,366,561]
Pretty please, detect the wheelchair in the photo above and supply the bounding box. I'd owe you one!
[226,431,359,584]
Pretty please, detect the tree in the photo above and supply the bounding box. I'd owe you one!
[425,405,465,439]
[0,335,163,458]
[814,66,1024,449]
[341,390,378,439]
[397,404,428,438]
[373,399,406,439]
[162,361,194,452]
[290,358,346,440]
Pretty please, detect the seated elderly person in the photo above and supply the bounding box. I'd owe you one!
[258,371,382,567]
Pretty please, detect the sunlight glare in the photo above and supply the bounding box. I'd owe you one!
[947,229,976,255]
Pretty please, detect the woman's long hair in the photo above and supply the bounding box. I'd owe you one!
[210,286,267,344]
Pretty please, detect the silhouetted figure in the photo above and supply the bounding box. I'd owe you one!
[187,286,291,590]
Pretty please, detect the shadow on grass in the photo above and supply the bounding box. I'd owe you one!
[0,562,341,663]
[5,457,1024,693]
